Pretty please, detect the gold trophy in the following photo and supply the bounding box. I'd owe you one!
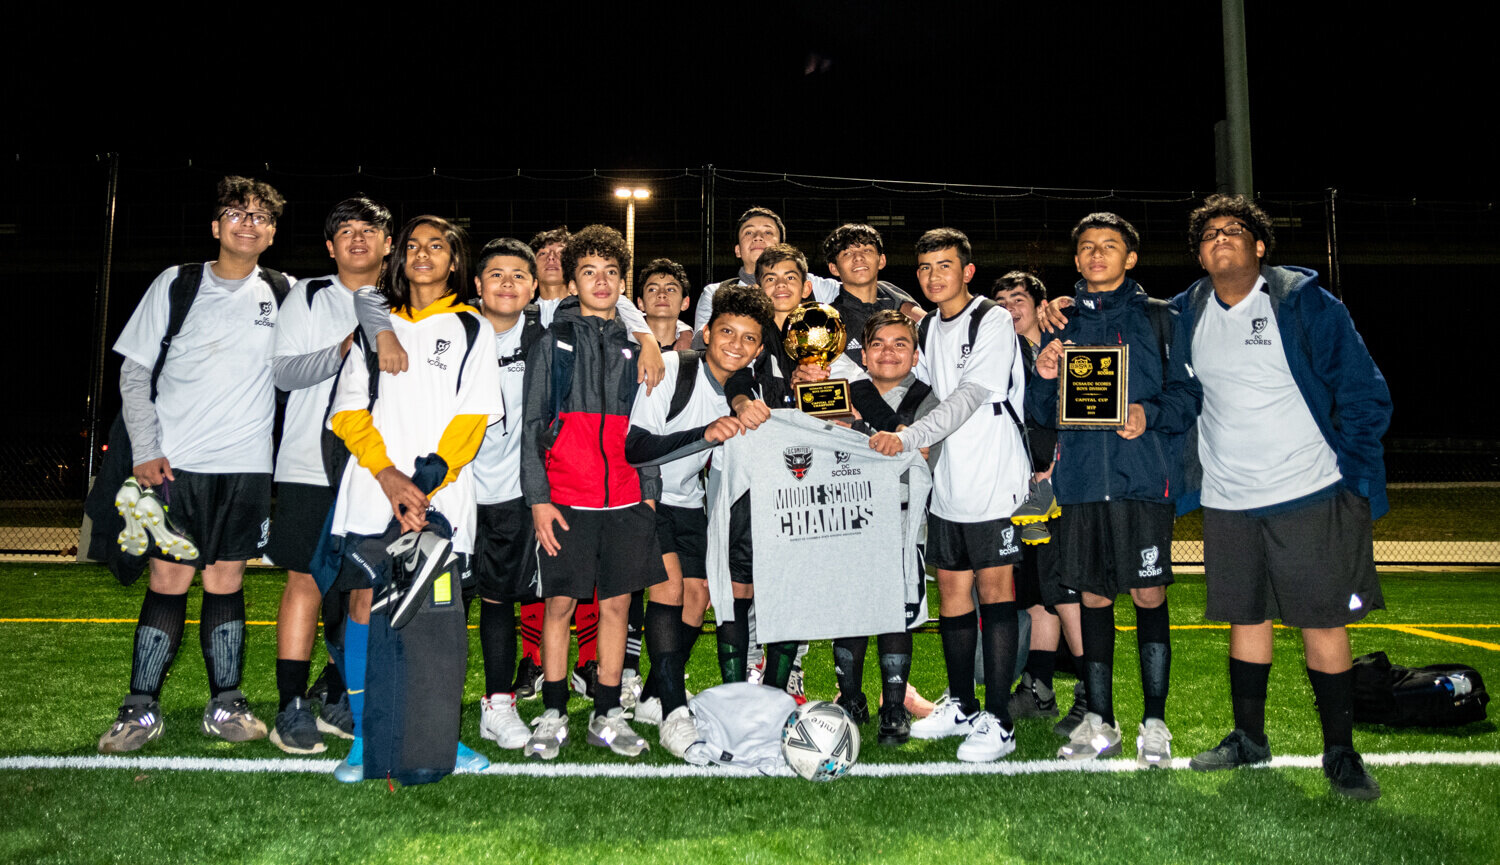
[783,301,852,418]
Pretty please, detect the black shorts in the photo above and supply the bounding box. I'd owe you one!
[1056,499,1175,597]
[536,503,666,600]
[473,498,541,603]
[925,514,1025,572]
[1203,487,1384,629]
[153,470,272,567]
[1014,519,1077,609]
[264,482,333,574]
[655,503,708,581]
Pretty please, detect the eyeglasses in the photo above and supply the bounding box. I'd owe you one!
[220,208,275,227]
[1199,221,1251,243]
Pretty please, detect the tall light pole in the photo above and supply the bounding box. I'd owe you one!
[615,186,650,299]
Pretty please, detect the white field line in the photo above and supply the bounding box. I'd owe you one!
[2,751,1498,779]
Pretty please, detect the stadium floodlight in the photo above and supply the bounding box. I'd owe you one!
[614,185,652,298]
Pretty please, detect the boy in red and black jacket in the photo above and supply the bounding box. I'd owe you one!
[520,225,665,759]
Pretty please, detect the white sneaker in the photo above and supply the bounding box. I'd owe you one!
[587,707,649,757]
[1136,717,1173,769]
[633,696,662,726]
[955,711,1017,762]
[659,705,698,759]
[1057,712,1122,761]
[526,708,569,760]
[479,692,531,749]
[621,669,643,711]
[909,695,980,740]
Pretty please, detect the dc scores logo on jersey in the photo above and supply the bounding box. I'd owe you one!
[1138,545,1164,578]
[831,451,862,478]
[1246,317,1273,346]
[956,343,973,369]
[784,446,814,480]
[253,301,275,328]
[428,338,451,370]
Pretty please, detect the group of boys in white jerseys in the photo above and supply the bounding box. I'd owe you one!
[97,177,1391,799]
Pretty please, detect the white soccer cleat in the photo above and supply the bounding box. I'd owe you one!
[480,692,532,749]
[133,487,199,561]
[955,711,1017,763]
[114,478,149,556]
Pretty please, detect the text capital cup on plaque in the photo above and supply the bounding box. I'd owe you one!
[1057,344,1129,429]
[783,302,853,419]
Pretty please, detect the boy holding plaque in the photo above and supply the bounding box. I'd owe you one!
[1025,212,1181,768]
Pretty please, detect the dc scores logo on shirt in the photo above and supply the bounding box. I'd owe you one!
[428,338,451,370]
[956,343,973,369]
[253,301,275,328]
[1138,545,1164,578]
[1245,317,1273,346]
[784,446,813,480]
[831,451,862,478]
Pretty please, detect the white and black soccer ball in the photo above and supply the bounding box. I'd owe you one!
[780,700,860,781]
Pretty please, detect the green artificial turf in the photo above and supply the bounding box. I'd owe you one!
[2,564,1498,864]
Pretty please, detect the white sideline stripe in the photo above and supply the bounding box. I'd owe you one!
[3,751,1499,778]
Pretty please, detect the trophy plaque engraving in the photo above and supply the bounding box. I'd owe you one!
[1057,344,1129,429]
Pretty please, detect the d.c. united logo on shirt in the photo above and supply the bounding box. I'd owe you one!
[784,446,813,480]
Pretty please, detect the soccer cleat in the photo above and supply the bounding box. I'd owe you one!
[316,692,355,740]
[1189,729,1272,772]
[455,741,490,773]
[620,669,644,711]
[909,695,980,740]
[133,486,199,561]
[1054,680,1089,738]
[201,689,268,743]
[1057,712,1122,761]
[1008,673,1059,719]
[956,711,1018,762]
[587,707,649,757]
[836,692,870,725]
[877,702,911,746]
[659,705,698,759]
[1323,745,1380,800]
[334,737,364,783]
[1020,522,1052,545]
[571,660,599,700]
[114,478,149,556]
[786,663,807,706]
[526,709,569,760]
[98,695,163,754]
[480,692,532,749]
[1010,477,1061,525]
[375,530,456,629]
[633,696,663,726]
[1136,718,1173,769]
[270,697,326,755]
[513,656,544,701]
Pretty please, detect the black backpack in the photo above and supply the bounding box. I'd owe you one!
[1352,651,1489,727]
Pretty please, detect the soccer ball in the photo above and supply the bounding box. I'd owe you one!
[780,700,860,781]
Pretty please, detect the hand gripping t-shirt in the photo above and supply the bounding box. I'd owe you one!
[705,410,930,644]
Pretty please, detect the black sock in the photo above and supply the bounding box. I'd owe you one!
[1308,667,1355,751]
[763,641,799,690]
[542,678,570,714]
[1135,600,1171,722]
[939,612,980,713]
[129,590,187,698]
[980,602,1018,723]
[625,589,645,672]
[1024,649,1057,691]
[647,602,687,714]
[200,589,246,698]
[876,631,913,710]
[595,682,622,716]
[833,636,869,699]
[276,658,311,711]
[680,620,702,659]
[1230,657,1271,746]
[716,598,753,683]
[1080,603,1116,726]
[480,601,517,696]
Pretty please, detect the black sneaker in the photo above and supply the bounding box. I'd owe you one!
[878,702,911,746]
[270,697,326,755]
[571,660,599,700]
[1323,745,1381,800]
[513,656,543,700]
[374,530,456,629]
[1008,673,1059,719]
[1189,729,1272,772]
[1053,680,1089,737]
[836,692,870,725]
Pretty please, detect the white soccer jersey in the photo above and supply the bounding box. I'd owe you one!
[912,296,1029,522]
[114,263,283,474]
[273,274,357,486]
[330,304,502,554]
[627,352,733,509]
[1192,287,1341,510]
[538,295,648,336]
[472,316,529,505]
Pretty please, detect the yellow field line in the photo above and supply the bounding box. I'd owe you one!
[1379,625,1500,652]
